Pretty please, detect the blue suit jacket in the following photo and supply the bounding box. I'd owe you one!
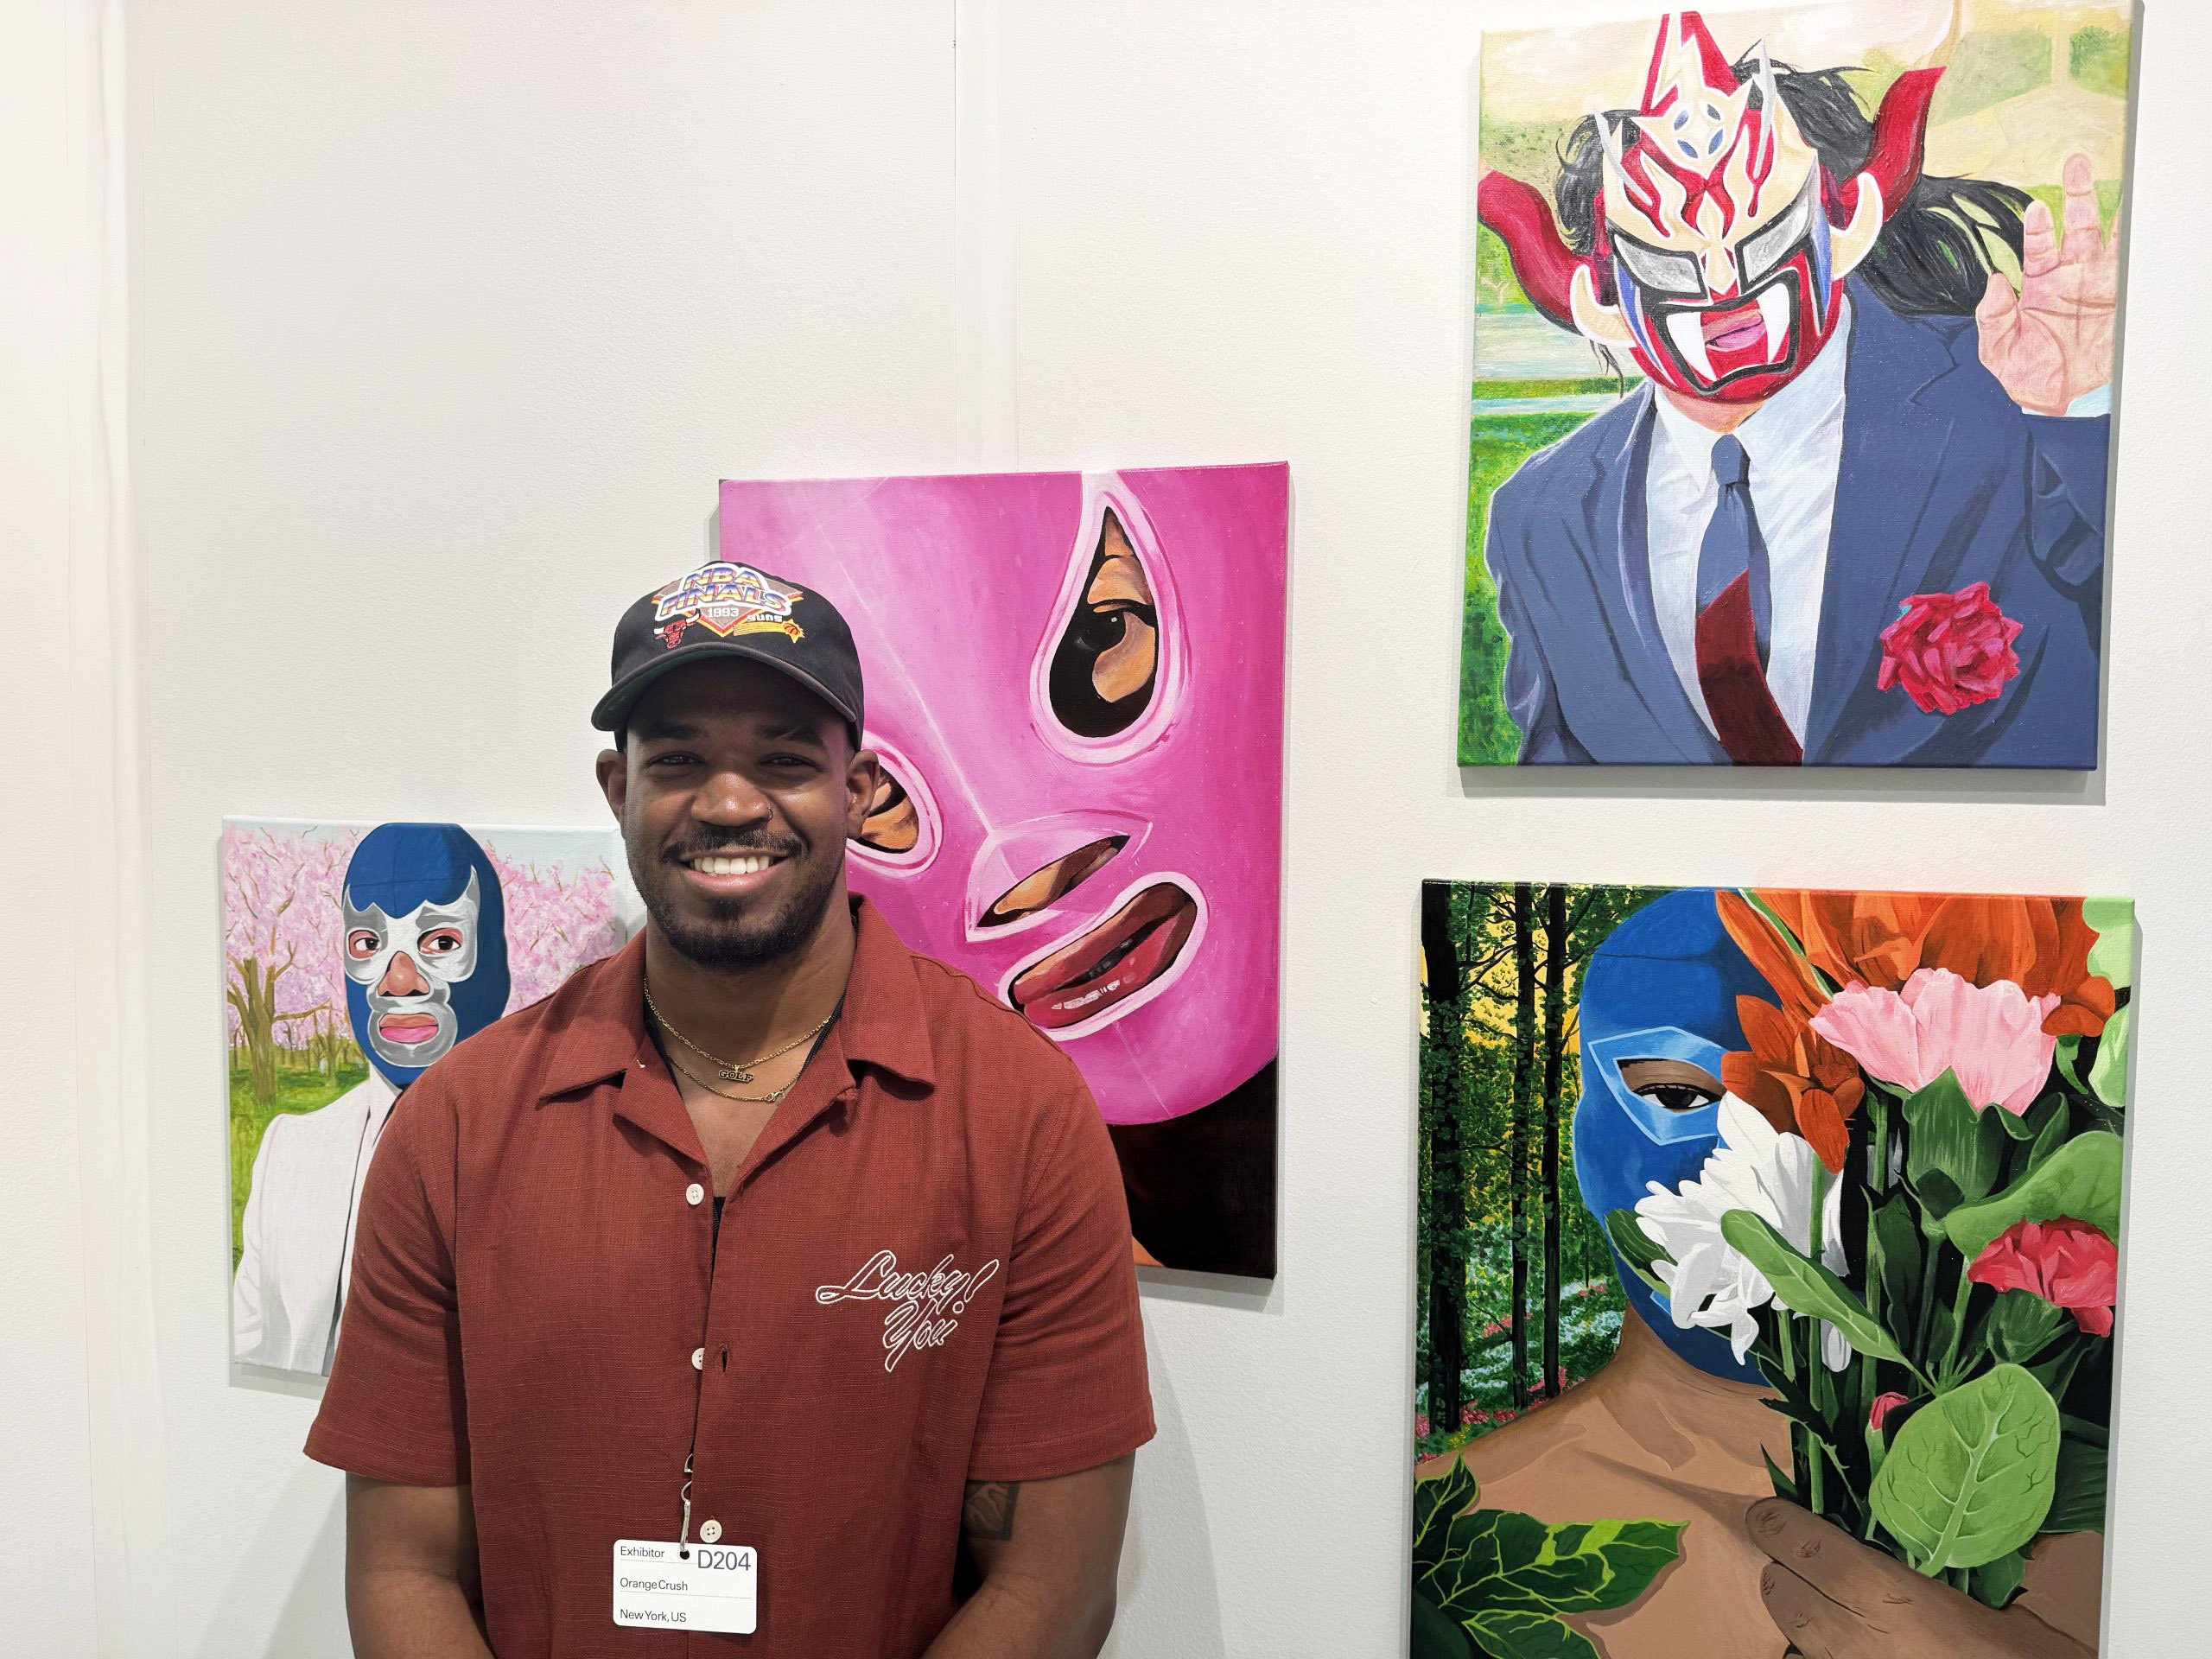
[1484,281,2107,766]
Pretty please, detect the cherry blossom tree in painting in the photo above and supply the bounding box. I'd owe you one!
[488,847,624,1009]
[222,824,359,1106]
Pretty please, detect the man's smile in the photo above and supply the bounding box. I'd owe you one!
[674,846,795,897]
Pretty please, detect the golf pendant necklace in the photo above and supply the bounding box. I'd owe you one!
[643,981,832,1084]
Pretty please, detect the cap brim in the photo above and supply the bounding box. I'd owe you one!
[591,639,861,735]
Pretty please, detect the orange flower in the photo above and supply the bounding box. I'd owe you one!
[1750,890,2113,1038]
[1721,995,1865,1173]
[1716,892,1827,1025]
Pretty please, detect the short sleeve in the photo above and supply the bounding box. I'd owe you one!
[967,1076,1154,1482]
[303,1077,471,1487]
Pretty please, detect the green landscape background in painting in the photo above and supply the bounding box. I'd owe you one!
[1460,1,2133,764]
[1416,880,1667,1458]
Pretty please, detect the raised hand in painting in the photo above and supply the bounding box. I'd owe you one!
[1747,1499,2091,1659]
[1975,153,2120,416]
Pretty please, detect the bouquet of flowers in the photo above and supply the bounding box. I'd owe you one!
[1608,890,2133,1608]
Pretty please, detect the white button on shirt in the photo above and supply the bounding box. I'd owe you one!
[691,1346,706,1370]
[685,1181,705,1206]
[1644,298,1853,746]
[699,1520,722,1544]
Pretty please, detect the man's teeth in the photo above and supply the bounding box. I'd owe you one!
[691,854,778,875]
[1667,311,1714,381]
[1758,285,1789,361]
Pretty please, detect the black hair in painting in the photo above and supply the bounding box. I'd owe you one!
[1552,56,2032,319]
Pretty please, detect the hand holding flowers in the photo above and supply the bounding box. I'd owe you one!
[1611,890,2132,1609]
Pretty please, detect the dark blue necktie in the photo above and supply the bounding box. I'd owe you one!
[1696,435,1770,665]
[1692,434,1801,765]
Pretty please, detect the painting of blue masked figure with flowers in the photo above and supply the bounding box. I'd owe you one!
[1413,881,2132,1659]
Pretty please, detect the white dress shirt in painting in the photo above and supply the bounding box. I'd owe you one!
[232,1068,398,1376]
[1645,298,1853,747]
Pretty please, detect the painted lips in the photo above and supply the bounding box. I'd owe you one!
[1007,883,1198,1032]
[1701,301,1766,351]
[378,1013,442,1046]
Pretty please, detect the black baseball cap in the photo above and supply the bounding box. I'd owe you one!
[592,560,865,741]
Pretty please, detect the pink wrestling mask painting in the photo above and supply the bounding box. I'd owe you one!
[718,466,1286,1275]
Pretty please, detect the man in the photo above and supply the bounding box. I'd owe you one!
[1421,891,2101,1657]
[307,559,1153,1656]
[233,822,510,1375]
[1477,11,2118,766]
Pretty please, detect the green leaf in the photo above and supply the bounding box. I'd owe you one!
[1988,1289,2071,1363]
[1414,1462,1480,1584]
[1916,1170,1964,1231]
[1869,1195,1923,1334]
[2088,1004,2131,1108]
[2046,1433,2109,1534]
[1465,1610,1601,1659]
[1905,1072,2005,1206]
[2054,1034,2094,1099]
[2025,1101,2070,1173]
[1605,1208,1672,1297]
[2083,897,2134,992]
[1993,1092,2058,1145]
[1867,1363,2061,1572]
[1412,1588,1478,1659]
[1411,1463,1685,1654]
[1941,1133,2124,1260]
[1762,1447,1799,1502]
[1969,1548,2029,1610]
[1719,1210,1907,1366]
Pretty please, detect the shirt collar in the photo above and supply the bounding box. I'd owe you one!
[535,895,938,1102]
[1649,295,1853,483]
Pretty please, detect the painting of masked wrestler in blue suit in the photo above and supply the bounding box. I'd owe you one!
[1459,5,2129,767]
[226,819,625,1376]
[1412,880,2133,1659]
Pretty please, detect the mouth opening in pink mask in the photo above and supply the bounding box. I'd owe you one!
[1006,877,1205,1035]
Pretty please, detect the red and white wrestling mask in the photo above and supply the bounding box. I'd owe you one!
[1478,10,1942,404]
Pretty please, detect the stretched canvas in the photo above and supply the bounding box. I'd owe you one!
[718,464,1287,1278]
[1460,3,2130,766]
[1413,882,2133,1657]
[225,818,626,1376]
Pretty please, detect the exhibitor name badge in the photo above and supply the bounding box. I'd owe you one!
[652,562,807,650]
[612,1537,758,1634]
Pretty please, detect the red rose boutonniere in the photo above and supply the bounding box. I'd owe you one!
[1876,581,2024,715]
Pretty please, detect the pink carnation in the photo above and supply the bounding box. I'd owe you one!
[1809,967,2058,1115]
[1868,1391,1911,1432]
[1967,1219,2119,1337]
[1878,582,2024,715]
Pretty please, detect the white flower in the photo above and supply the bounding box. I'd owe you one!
[1633,1095,1852,1369]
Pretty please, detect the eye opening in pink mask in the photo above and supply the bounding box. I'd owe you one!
[1033,486,1186,766]
[848,736,941,873]
[1000,872,1207,1039]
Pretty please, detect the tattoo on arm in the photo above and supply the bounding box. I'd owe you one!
[961,1480,1020,1542]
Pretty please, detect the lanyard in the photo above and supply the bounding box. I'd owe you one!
[656,1003,845,1555]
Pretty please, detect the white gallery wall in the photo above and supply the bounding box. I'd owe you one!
[5,0,2198,1651]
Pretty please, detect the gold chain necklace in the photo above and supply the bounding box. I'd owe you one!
[661,1044,803,1106]
[643,978,833,1084]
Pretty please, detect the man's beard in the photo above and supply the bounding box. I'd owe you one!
[627,824,843,971]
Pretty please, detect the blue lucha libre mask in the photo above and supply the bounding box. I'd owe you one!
[341,823,511,1090]
[1574,887,1773,1384]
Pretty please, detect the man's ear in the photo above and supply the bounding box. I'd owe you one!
[596,748,628,822]
[845,747,883,841]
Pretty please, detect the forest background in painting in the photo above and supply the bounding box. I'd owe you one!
[1460,1,2133,762]
[1416,881,1663,1457]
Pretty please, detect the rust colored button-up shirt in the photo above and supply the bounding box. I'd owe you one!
[306,900,1154,1656]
